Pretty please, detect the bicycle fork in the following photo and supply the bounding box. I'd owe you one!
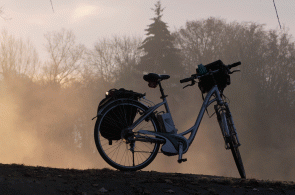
[224,103,241,147]
[214,104,239,150]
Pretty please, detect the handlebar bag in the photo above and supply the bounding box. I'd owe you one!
[97,88,145,140]
[197,60,230,93]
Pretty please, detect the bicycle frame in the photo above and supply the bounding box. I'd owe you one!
[130,84,224,147]
[94,61,246,177]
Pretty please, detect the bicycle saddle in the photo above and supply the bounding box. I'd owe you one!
[143,73,170,82]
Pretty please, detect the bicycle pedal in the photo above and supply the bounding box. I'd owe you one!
[177,158,187,163]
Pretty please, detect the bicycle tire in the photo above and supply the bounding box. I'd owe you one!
[226,115,246,178]
[219,110,246,178]
[229,141,246,178]
[94,99,160,171]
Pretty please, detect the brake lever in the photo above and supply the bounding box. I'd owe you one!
[183,80,196,89]
[228,70,241,74]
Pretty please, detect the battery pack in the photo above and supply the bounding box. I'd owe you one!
[157,113,177,134]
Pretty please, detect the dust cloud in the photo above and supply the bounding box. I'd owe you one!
[0,77,105,170]
[0,70,295,182]
[0,18,295,182]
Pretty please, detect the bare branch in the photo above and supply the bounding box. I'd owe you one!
[43,29,85,85]
[0,29,40,79]
[0,6,11,20]
[84,36,142,82]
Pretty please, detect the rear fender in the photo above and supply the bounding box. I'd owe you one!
[93,99,148,120]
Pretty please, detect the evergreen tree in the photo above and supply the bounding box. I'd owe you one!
[138,1,182,76]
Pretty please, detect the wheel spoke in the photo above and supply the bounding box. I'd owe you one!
[94,101,160,171]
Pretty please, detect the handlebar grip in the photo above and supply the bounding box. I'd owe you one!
[228,61,241,69]
[180,77,193,83]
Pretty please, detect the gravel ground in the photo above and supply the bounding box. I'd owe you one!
[0,163,294,195]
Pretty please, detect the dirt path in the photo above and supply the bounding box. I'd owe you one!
[0,163,294,195]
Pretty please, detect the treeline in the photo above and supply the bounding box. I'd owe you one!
[175,18,295,180]
[174,18,295,144]
[0,28,144,168]
[0,17,295,180]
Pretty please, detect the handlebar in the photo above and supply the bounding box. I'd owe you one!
[180,61,241,84]
[228,61,241,69]
[180,76,196,83]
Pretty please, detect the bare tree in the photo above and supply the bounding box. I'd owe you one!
[0,6,5,20]
[84,36,142,83]
[0,29,39,79]
[0,6,11,20]
[85,38,117,82]
[0,6,3,19]
[112,36,142,76]
[43,29,85,85]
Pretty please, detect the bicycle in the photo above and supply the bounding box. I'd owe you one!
[93,60,246,178]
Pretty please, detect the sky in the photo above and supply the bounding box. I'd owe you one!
[0,0,294,60]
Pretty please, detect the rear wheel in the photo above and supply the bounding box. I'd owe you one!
[94,100,160,171]
[218,108,246,178]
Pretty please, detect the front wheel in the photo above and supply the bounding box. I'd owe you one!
[94,100,160,171]
[218,108,246,179]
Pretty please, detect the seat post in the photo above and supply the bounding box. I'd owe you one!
[158,81,167,99]
[158,81,171,113]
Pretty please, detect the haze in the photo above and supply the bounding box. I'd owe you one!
[0,0,295,182]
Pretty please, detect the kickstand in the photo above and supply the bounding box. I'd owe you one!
[177,142,187,163]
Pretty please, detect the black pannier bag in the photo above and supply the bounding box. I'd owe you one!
[197,60,230,94]
[98,88,145,140]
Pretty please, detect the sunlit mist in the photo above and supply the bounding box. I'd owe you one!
[73,5,97,21]
[0,0,295,183]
